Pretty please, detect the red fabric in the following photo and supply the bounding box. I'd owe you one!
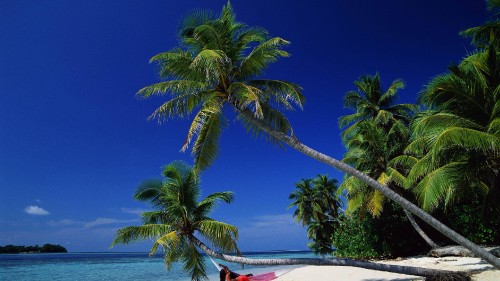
[236,276,249,281]
[248,272,278,281]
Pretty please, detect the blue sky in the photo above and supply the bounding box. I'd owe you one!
[0,0,487,252]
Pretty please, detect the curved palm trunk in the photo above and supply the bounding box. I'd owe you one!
[404,210,439,249]
[240,109,500,269]
[189,236,467,279]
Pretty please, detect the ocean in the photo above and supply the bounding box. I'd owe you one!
[0,251,315,281]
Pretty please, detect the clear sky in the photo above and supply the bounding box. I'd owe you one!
[0,0,488,252]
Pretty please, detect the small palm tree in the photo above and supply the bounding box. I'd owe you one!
[339,73,417,135]
[111,161,238,281]
[289,175,341,256]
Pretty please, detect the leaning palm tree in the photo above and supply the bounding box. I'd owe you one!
[111,161,238,281]
[138,1,500,268]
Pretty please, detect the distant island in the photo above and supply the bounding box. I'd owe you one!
[0,244,67,254]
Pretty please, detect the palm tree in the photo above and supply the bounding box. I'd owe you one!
[407,49,500,218]
[112,165,463,280]
[288,179,316,226]
[289,175,341,256]
[138,1,500,268]
[339,73,417,135]
[339,119,439,248]
[111,161,239,281]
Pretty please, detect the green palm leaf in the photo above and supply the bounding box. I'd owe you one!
[238,37,290,79]
[432,127,500,161]
[111,224,173,246]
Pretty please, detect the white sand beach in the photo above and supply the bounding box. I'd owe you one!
[274,257,500,281]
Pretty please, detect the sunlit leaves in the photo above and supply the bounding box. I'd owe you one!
[111,161,238,280]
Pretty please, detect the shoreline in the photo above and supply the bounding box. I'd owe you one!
[273,256,500,281]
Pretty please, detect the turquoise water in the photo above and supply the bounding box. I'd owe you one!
[0,251,314,280]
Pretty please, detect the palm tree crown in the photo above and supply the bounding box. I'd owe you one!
[339,73,417,133]
[407,48,500,212]
[138,1,304,171]
[111,161,238,281]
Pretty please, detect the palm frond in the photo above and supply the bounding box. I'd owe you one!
[111,224,173,246]
[432,127,500,162]
[134,179,163,203]
[149,230,181,256]
[182,242,207,281]
[192,105,227,171]
[237,37,290,79]
[228,82,264,118]
[190,49,231,83]
[247,80,305,110]
[146,91,209,123]
[149,49,205,80]
[368,189,384,217]
[195,191,234,219]
[198,220,239,253]
[137,80,208,99]
[413,162,465,211]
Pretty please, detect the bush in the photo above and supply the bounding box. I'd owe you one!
[332,213,380,259]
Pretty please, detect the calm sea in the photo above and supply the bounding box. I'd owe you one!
[0,251,314,281]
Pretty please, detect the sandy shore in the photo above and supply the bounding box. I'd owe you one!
[273,257,500,281]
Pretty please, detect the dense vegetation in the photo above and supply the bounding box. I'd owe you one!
[0,244,67,254]
[326,0,500,259]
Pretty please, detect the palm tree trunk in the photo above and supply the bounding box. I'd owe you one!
[189,235,468,279]
[240,109,500,269]
[404,210,439,249]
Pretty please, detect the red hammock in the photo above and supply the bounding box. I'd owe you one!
[248,271,279,281]
[209,256,288,281]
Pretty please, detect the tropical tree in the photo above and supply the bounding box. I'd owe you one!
[340,120,409,216]
[338,73,417,215]
[339,73,417,134]
[111,161,239,281]
[338,74,438,248]
[138,1,500,268]
[406,49,500,227]
[289,175,341,256]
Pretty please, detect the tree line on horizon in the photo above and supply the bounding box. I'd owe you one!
[0,244,67,254]
[111,0,500,280]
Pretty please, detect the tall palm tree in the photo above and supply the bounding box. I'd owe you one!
[138,1,500,268]
[111,161,238,281]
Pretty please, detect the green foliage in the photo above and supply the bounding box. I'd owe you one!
[289,174,341,256]
[138,0,304,172]
[338,73,417,217]
[333,202,434,259]
[446,190,500,244]
[111,160,238,281]
[332,213,379,259]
